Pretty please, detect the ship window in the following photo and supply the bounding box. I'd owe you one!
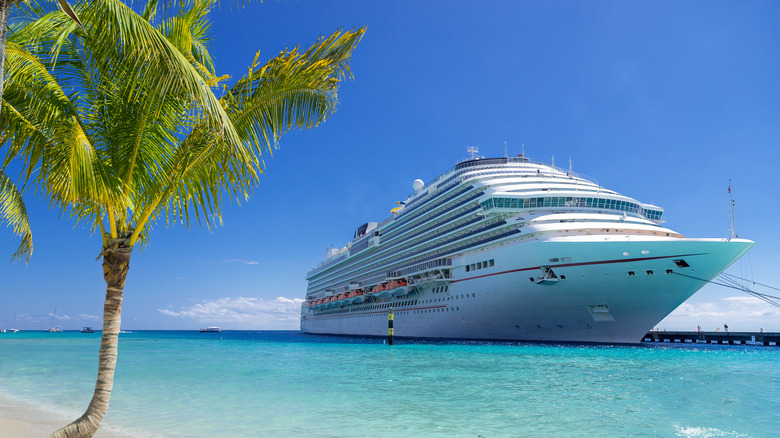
[646,270,654,275]
[529,277,535,282]
[628,271,635,276]
[489,260,494,267]
[666,269,673,274]
[674,260,690,268]
[465,266,470,272]
[477,262,482,269]
[560,275,566,280]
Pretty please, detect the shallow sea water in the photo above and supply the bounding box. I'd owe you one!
[1,330,778,437]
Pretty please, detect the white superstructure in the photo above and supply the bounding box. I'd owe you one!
[300,155,754,343]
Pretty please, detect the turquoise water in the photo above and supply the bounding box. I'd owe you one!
[1,331,779,437]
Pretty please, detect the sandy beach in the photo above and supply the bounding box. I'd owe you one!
[0,393,137,438]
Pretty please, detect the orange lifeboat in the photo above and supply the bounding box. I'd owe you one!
[387,279,407,290]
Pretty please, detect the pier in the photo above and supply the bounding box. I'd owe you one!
[643,331,779,346]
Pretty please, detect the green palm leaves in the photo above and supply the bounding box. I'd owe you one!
[0,169,32,262]
[2,0,364,249]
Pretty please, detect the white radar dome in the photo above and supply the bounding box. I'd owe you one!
[413,179,424,191]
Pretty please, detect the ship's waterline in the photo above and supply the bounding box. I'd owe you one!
[301,156,754,343]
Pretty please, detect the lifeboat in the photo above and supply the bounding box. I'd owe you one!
[372,282,392,297]
[346,289,363,303]
[386,278,410,297]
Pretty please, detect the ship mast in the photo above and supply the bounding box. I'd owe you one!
[729,179,737,239]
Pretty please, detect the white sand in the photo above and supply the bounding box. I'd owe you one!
[0,393,137,437]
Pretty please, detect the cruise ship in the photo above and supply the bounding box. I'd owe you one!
[300,154,754,343]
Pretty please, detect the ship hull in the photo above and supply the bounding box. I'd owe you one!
[300,237,754,343]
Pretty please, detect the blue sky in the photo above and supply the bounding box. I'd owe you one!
[2,0,779,332]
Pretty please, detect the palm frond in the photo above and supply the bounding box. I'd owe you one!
[225,28,365,158]
[0,170,33,262]
[80,0,241,145]
[138,28,365,236]
[1,41,78,181]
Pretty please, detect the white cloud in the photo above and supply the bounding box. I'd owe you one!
[222,259,260,265]
[78,314,99,320]
[158,296,304,329]
[659,296,780,332]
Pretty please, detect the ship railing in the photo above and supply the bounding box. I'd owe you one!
[353,157,601,249]
[424,156,600,194]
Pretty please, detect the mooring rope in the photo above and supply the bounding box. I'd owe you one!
[672,271,780,309]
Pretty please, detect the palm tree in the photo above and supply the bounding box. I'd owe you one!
[3,0,363,436]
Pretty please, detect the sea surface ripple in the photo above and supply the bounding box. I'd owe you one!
[1,330,778,437]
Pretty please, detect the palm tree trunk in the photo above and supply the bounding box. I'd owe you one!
[49,238,133,438]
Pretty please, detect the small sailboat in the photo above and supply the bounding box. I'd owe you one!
[47,305,62,332]
[9,312,19,333]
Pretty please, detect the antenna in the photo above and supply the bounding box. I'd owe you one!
[521,143,525,157]
[467,146,479,159]
[729,180,737,239]
[568,156,573,174]
[551,155,555,169]
[504,141,508,158]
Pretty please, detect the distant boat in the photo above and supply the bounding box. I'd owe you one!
[81,327,94,333]
[200,327,222,333]
[119,330,133,334]
[47,305,62,332]
[9,312,19,333]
